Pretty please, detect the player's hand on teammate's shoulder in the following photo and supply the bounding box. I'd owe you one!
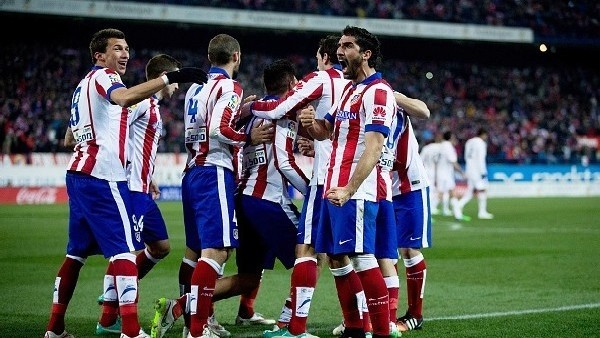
[239,96,257,119]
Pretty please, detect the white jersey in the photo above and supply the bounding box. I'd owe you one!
[389,110,429,196]
[127,96,162,193]
[464,136,488,177]
[325,73,396,202]
[238,96,309,203]
[252,66,349,186]
[436,139,458,191]
[419,141,440,187]
[68,66,132,181]
[183,67,246,172]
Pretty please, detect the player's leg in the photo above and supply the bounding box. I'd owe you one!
[135,192,170,280]
[286,185,322,335]
[188,166,238,338]
[375,199,401,335]
[317,200,365,337]
[394,188,431,332]
[45,174,89,337]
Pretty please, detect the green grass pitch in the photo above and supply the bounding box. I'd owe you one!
[1,197,599,337]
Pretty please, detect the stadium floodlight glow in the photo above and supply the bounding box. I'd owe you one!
[539,43,548,52]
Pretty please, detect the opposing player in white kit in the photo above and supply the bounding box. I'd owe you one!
[418,136,441,215]
[436,131,465,217]
[44,28,205,338]
[453,128,494,220]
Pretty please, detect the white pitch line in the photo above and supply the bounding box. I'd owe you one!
[428,303,600,321]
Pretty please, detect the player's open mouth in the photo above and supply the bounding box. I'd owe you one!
[339,60,348,71]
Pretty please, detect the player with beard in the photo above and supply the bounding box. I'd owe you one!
[299,26,398,338]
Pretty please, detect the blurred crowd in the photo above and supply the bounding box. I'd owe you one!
[1,41,598,165]
[127,0,600,39]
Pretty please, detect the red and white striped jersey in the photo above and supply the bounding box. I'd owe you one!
[67,66,131,181]
[238,96,309,203]
[324,73,396,202]
[389,109,430,196]
[127,96,162,193]
[252,67,350,186]
[183,67,246,172]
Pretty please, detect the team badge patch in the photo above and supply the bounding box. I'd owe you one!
[108,73,121,85]
[227,95,239,110]
[350,94,361,105]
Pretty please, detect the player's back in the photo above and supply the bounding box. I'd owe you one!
[183,72,246,172]
[464,136,487,174]
[252,67,349,186]
[238,95,308,203]
[67,66,130,181]
[127,97,162,193]
[436,140,457,178]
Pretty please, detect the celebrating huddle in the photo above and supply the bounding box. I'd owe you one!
[44,25,433,338]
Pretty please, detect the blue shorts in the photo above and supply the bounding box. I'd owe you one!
[130,191,168,248]
[66,172,140,258]
[393,188,432,249]
[182,166,239,251]
[297,185,324,246]
[315,199,378,256]
[235,194,298,272]
[375,199,398,259]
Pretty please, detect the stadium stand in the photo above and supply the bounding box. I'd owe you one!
[0,4,598,164]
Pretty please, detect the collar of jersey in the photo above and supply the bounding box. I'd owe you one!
[356,72,382,87]
[208,66,230,78]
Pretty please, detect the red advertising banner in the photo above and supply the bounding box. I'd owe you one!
[0,187,68,205]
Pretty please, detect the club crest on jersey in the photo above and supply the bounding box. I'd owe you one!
[350,94,362,105]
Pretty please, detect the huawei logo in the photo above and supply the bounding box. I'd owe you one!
[373,106,386,117]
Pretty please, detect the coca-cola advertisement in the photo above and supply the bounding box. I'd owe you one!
[0,187,68,205]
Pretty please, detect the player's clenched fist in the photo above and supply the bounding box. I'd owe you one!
[297,106,316,129]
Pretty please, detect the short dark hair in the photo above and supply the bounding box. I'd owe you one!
[477,128,488,136]
[89,28,125,64]
[145,54,182,80]
[208,34,240,66]
[342,25,382,68]
[443,130,453,141]
[318,35,340,65]
[263,59,296,96]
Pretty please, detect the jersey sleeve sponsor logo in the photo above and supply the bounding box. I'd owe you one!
[371,106,387,124]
